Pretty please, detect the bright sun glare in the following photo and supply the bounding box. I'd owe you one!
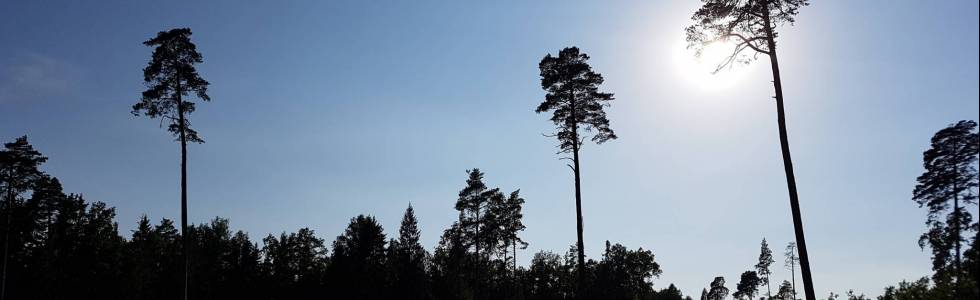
[673,40,749,91]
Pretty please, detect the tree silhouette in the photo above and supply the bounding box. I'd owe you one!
[527,251,573,300]
[878,277,933,300]
[913,120,979,293]
[756,238,775,298]
[263,228,328,298]
[656,284,688,300]
[131,27,211,300]
[456,169,494,261]
[733,271,760,300]
[536,46,617,285]
[184,217,262,298]
[686,1,815,298]
[775,280,795,300]
[966,238,980,296]
[33,192,124,299]
[0,136,47,300]
[124,216,181,300]
[0,138,740,300]
[706,276,730,300]
[330,215,388,299]
[388,204,431,300]
[589,241,662,299]
[226,230,262,298]
[490,190,528,272]
[448,169,528,298]
[432,221,474,299]
[785,242,799,298]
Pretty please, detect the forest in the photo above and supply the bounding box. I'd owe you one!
[1,0,978,300]
[1,131,978,300]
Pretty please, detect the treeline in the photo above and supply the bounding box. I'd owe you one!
[3,122,979,300]
[0,136,685,300]
[3,122,980,300]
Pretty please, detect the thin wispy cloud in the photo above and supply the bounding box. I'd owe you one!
[0,53,79,103]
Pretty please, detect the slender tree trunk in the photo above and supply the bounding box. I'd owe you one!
[767,278,772,299]
[177,87,190,300]
[513,240,517,273]
[762,7,816,300]
[791,261,797,299]
[572,138,585,290]
[953,192,961,298]
[566,90,586,297]
[475,207,480,261]
[0,188,11,300]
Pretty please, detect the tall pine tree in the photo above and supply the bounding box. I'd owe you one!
[132,28,211,300]
[756,238,775,298]
[687,1,815,298]
[913,120,979,293]
[536,46,617,285]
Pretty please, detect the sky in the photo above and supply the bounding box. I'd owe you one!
[2,0,978,297]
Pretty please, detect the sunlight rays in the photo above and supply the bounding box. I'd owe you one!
[673,39,752,92]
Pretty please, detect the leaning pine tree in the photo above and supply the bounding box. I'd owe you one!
[913,120,979,297]
[535,46,617,288]
[131,28,211,300]
[686,1,814,299]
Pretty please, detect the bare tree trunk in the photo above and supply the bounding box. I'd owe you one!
[767,278,771,299]
[953,191,962,299]
[513,240,517,273]
[572,138,585,292]
[763,7,816,300]
[177,85,190,300]
[564,91,587,297]
[475,207,480,261]
[791,261,797,299]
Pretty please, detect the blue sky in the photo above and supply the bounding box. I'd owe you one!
[2,0,978,297]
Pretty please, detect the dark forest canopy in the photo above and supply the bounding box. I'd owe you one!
[0,136,680,300]
[1,129,977,299]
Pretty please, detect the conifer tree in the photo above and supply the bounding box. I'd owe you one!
[331,215,387,299]
[734,271,760,300]
[0,136,47,300]
[687,2,814,298]
[456,169,496,260]
[389,204,430,299]
[536,46,617,284]
[786,242,799,298]
[756,238,775,298]
[132,28,211,300]
[707,277,730,300]
[913,120,979,293]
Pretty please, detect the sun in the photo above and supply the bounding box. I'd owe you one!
[672,40,749,91]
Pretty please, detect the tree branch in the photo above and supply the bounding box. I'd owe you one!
[722,34,771,55]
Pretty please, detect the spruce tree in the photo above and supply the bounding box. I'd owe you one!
[390,204,429,299]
